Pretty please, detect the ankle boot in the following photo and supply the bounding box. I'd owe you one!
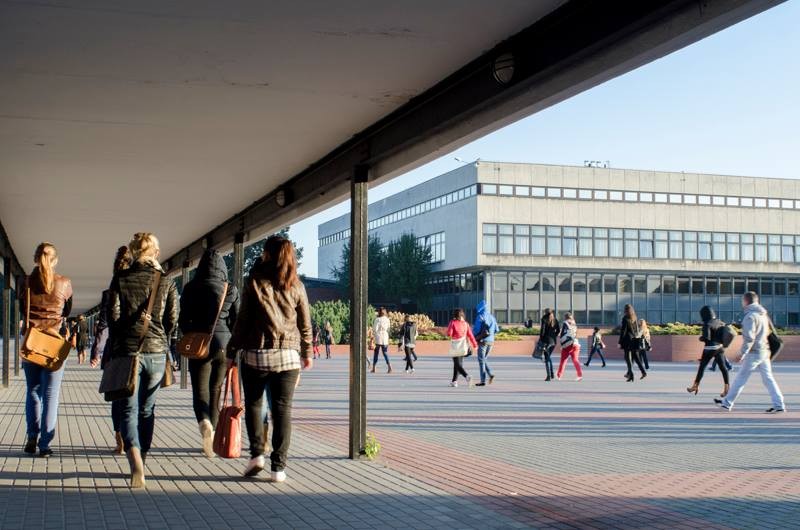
[686,382,699,395]
[24,436,37,455]
[114,431,124,455]
[127,447,146,489]
[199,420,214,457]
[720,383,730,398]
[387,364,393,374]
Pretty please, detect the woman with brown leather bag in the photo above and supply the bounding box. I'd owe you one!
[21,242,73,458]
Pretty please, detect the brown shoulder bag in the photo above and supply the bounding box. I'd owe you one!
[178,283,228,360]
[20,287,72,371]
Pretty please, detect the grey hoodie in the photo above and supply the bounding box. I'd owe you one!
[740,303,769,357]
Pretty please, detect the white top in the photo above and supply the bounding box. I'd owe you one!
[373,315,390,346]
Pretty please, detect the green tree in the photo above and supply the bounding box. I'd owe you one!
[331,235,385,302]
[383,233,432,307]
[224,227,304,280]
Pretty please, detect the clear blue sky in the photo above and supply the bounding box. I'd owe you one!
[293,1,800,277]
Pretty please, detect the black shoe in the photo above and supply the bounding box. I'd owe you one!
[625,374,634,382]
[39,448,53,458]
[583,362,589,367]
[475,382,486,387]
[765,408,785,414]
[602,363,606,367]
[24,437,37,455]
[544,376,551,382]
[640,373,647,380]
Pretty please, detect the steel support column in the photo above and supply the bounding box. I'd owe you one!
[2,257,10,388]
[233,233,245,295]
[348,165,369,459]
[13,290,20,376]
[180,261,191,389]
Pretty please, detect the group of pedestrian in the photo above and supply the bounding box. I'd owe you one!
[19,234,312,489]
[312,320,334,359]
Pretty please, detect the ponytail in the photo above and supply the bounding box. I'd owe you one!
[34,242,58,294]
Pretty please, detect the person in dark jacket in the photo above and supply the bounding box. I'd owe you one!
[619,304,647,382]
[539,308,559,381]
[179,248,240,457]
[90,246,132,455]
[74,315,89,364]
[398,315,418,373]
[21,242,73,458]
[227,235,312,483]
[109,232,179,489]
[687,306,730,396]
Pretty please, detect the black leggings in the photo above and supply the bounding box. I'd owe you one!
[695,349,729,385]
[241,364,300,471]
[543,345,555,378]
[625,349,647,377]
[188,348,227,428]
[452,356,468,382]
[404,347,415,370]
[639,349,650,370]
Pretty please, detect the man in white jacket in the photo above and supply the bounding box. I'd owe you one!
[715,292,785,413]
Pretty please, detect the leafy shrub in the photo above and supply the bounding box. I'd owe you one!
[417,331,448,341]
[494,331,523,341]
[310,300,376,344]
[364,432,381,461]
[387,311,435,339]
[500,326,540,336]
[649,323,703,335]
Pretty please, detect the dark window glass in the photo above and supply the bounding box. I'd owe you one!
[634,278,647,293]
[761,281,773,295]
[619,277,632,293]
[678,277,690,294]
[775,280,786,295]
[706,279,718,295]
[720,279,732,295]
[734,279,746,295]
[692,279,704,294]
[663,277,676,294]
[604,276,616,293]
[589,277,602,292]
[559,276,572,292]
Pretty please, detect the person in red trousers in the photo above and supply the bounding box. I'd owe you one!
[557,312,583,381]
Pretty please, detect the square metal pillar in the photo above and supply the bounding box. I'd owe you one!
[13,289,20,376]
[2,256,10,388]
[233,232,245,295]
[349,165,369,459]
[180,262,191,389]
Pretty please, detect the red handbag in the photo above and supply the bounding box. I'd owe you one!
[213,366,244,458]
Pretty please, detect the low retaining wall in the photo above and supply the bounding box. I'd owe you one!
[323,330,800,361]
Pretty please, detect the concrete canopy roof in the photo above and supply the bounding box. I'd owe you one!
[0,0,566,311]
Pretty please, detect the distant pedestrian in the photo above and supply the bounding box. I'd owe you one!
[584,327,606,367]
[687,306,729,396]
[539,309,559,381]
[323,321,334,359]
[399,315,418,373]
[371,307,392,374]
[109,233,179,488]
[21,242,73,458]
[75,315,89,364]
[89,245,132,455]
[447,309,477,387]
[715,292,785,413]
[228,235,313,482]
[619,304,647,382]
[312,323,321,359]
[638,319,652,370]
[179,249,240,458]
[472,300,499,386]
[556,312,583,381]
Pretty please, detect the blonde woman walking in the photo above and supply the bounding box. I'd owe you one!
[21,242,73,457]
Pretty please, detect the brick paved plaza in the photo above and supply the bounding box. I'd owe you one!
[1,355,798,529]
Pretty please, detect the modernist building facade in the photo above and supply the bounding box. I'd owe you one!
[318,162,800,327]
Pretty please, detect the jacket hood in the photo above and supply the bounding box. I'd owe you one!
[743,303,767,316]
[476,300,488,314]
[196,249,229,283]
[699,306,716,322]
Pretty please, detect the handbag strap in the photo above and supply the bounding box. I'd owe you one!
[208,282,228,335]
[136,271,162,354]
[221,365,241,409]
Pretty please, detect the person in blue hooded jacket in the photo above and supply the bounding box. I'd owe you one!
[472,300,499,386]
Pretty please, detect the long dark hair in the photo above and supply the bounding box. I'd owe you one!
[624,304,637,322]
[543,308,555,327]
[452,308,465,320]
[261,235,299,291]
[113,246,132,273]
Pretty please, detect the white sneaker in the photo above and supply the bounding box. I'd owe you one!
[449,381,458,387]
[271,470,287,483]
[411,369,415,374]
[575,376,583,382]
[199,419,214,458]
[244,455,265,477]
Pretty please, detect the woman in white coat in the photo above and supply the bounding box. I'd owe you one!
[371,307,392,373]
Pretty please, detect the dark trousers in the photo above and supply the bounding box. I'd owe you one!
[188,348,227,428]
[111,400,123,432]
[695,349,730,385]
[625,349,647,377]
[543,344,555,379]
[639,348,650,370]
[373,344,390,367]
[324,341,331,358]
[404,347,415,370]
[452,356,468,382]
[709,356,732,372]
[241,364,300,472]
[586,345,606,366]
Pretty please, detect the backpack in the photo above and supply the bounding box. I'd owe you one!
[715,323,737,348]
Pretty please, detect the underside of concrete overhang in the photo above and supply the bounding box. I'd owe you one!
[0,0,784,311]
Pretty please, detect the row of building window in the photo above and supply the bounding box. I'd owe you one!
[417,232,446,263]
[482,223,800,264]
[480,183,800,210]
[318,185,477,247]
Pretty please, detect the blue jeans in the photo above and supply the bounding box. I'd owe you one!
[373,344,390,367]
[477,342,494,383]
[120,353,166,453]
[586,345,606,365]
[23,361,66,449]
